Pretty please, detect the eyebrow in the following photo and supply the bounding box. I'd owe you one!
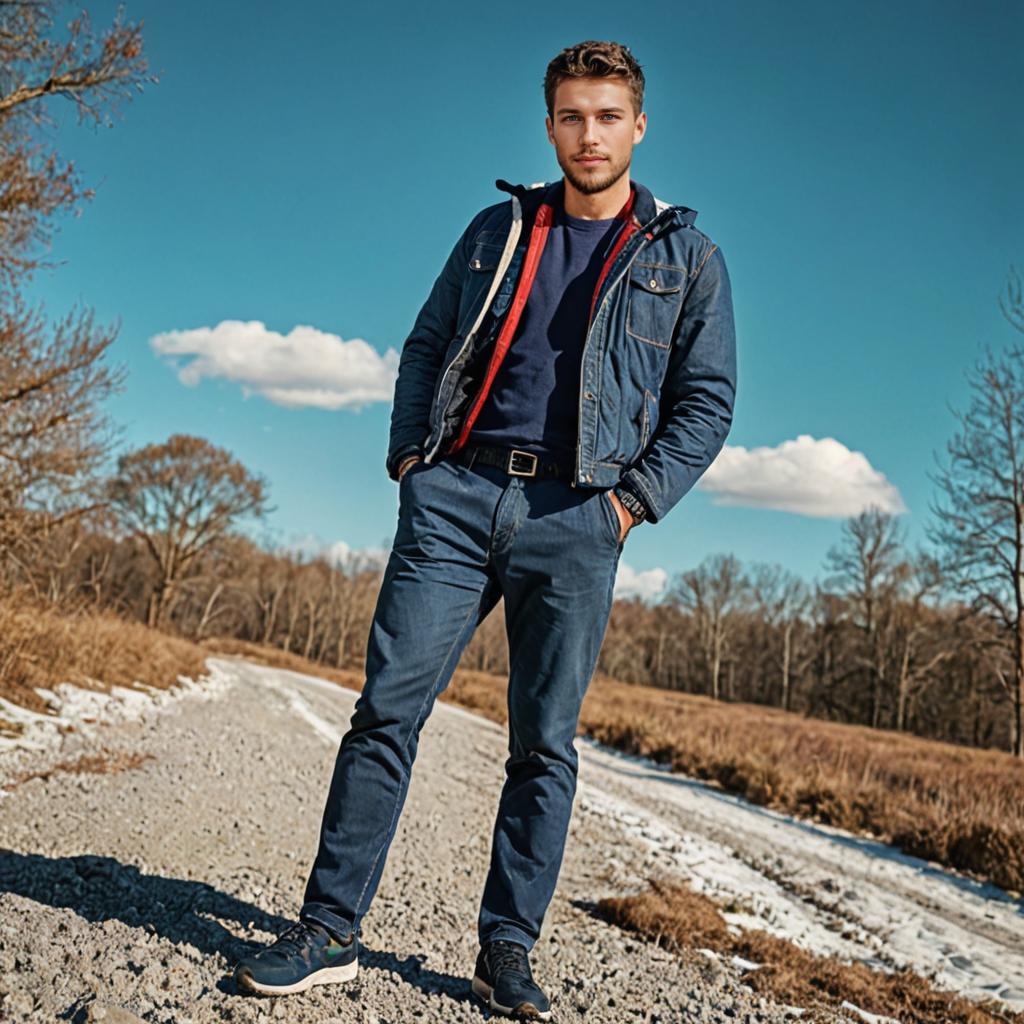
[555,106,628,115]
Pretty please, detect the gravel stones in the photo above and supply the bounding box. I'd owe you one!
[0,658,837,1022]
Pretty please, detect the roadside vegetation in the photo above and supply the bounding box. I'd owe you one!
[597,877,1024,1024]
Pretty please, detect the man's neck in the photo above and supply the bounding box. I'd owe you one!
[562,175,632,220]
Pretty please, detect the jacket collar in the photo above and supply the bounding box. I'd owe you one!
[495,176,697,231]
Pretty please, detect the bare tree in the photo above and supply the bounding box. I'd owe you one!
[0,1,151,572]
[929,271,1024,754]
[0,0,153,286]
[107,434,270,629]
[824,507,906,728]
[247,547,291,645]
[749,562,811,711]
[326,564,381,670]
[669,553,749,700]
[0,299,124,558]
[296,560,331,661]
[885,550,949,732]
[998,264,1023,335]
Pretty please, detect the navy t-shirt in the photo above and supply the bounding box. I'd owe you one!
[467,197,625,460]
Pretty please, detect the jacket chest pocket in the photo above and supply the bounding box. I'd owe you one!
[625,263,686,349]
[469,237,503,273]
[463,235,517,328]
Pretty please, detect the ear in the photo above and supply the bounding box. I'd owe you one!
[545,114,555,146]
[633,111,647,145]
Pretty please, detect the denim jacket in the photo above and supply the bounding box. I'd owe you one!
[386,176,736,524]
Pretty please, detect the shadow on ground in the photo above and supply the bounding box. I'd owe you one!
[0,849,484,1015]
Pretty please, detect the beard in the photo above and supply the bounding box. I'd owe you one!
[557,148,631,196]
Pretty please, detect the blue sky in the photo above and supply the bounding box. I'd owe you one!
[24,0,1023,598]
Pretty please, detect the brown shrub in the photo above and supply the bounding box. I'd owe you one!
[598,878,1023,1024]
[0,591,207,715]
[3,749,154,791]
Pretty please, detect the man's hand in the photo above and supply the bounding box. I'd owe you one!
[398,454,423,481]
[608,490,634,544]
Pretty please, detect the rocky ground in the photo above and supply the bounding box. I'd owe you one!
[0,657,831,1024]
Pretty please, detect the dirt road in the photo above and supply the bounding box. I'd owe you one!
[1,657,1018,1022]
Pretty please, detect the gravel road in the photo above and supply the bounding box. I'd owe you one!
[0,657,828,1024]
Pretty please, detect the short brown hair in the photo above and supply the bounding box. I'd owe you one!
[543,40,645,120]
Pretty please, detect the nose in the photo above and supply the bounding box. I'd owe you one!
[580,116,601,146]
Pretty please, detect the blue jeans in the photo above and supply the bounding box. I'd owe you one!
[300,451,624,951]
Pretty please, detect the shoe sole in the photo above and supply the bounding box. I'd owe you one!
[235,959,358,995]
[471,973,552,1020]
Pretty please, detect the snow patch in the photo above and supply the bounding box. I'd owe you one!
[0,661,236,757]
[283,691,343,745]
[576,736,1024,1015]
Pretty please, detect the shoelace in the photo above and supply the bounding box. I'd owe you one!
[271,920,326,956]
[488,940,532,980]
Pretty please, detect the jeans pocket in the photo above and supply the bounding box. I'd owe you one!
[400,458,429,485]
[398,462,430,517]
[597,489,622,547]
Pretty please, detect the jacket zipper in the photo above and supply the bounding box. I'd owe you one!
[424,198,524,463]
[447,201,554,455]
[640,388,651,452]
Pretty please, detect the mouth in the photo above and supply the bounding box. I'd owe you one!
[575,155,607,165]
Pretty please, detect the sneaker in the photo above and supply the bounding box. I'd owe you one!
[471,939,552,1019]
[233,918,358,995]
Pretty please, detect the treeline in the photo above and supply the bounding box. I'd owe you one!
[2,3,1023,760]
[603,535,1010,751]
[3,499,1015,755]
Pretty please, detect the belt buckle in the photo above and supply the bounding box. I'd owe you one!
[506,448,538,477]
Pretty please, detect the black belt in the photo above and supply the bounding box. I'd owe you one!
[453,443,574,480]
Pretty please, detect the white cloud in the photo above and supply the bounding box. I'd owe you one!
[698,434,906,517]
[283,534,391,572]
[150,320,400,410]
[613,560,669,602]
[321,540,391,572]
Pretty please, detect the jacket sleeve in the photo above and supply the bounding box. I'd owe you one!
[385,216,478,481]
[619,241,737,523]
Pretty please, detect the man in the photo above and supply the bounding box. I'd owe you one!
[233,39,736,1019]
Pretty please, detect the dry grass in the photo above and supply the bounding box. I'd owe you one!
[575,674,1024,893]
[3,600,1022,894]
[597,877,1024,1024]
[0,593,208,732]
[2,749,154,792]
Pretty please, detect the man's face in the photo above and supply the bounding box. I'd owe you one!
[546,76,647,196]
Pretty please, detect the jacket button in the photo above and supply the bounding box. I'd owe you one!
[649,278,658,289]
[585,473,592,482]
[473,259,481,269]
[584,390,594,400]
